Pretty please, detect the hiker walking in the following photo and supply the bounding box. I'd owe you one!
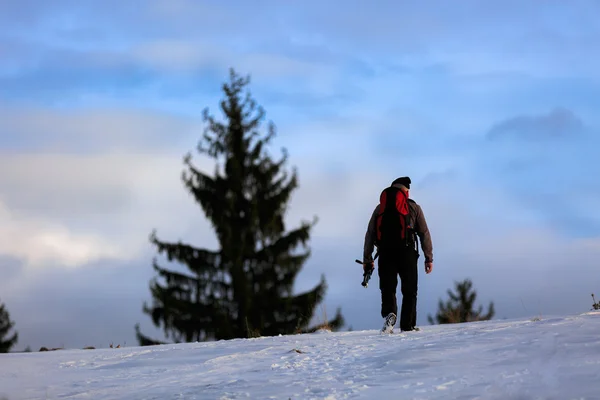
[362,176,434,333]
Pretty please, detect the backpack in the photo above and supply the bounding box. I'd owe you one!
[375,186,416,250]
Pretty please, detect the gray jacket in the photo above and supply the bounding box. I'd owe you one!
[363,185,433,264]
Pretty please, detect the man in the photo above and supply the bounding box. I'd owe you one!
[363,176,433,333]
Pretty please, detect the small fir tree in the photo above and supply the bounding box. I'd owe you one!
[428,279,495,324]
[0,299,18,353]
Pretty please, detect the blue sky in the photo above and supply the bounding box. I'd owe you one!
[1,0,600,350]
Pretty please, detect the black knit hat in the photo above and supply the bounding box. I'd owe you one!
[392,176,411,189]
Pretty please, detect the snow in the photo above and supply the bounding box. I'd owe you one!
[1,312,600,399]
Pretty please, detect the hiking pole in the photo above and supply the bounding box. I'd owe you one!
[355,252,378,288]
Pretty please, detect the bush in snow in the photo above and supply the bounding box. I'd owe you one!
[592,294,600,311]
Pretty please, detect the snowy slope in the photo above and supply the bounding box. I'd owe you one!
[1,312,599,400]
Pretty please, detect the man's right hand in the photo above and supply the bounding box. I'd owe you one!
[363,261,374,271]
[425,261,433,274]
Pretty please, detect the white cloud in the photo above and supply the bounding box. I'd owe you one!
[131,40,227,72]
[131,38,338,83]
[0,199,124,269]
[0,105,200,151]
[0,104,223,271]
[0,151,218,270]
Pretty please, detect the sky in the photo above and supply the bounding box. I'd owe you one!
[1,0,600,351]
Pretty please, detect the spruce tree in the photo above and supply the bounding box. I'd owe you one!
[427,279,495,324]
[0,299,18,353]
[137,69,344,344]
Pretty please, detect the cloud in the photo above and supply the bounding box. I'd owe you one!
[0,105,200,152]
[0,199,124,269]
[131,39,335,79]
[0,36,348,108]
[487,107,585,141]
[0,257,169,351]
[131,40,225,72]
[0,46,157,101]
[4,0,600,81]
[0,256,24,283]
[0,124,195,269]
[5,0,599,122]
[465,107,600,238]
[0,150,220,270]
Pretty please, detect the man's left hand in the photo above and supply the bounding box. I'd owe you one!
[425,261,433,274]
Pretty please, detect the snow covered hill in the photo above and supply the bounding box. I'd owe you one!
[1,312,599,399]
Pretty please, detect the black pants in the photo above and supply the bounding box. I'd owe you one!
[377,248,418,331]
